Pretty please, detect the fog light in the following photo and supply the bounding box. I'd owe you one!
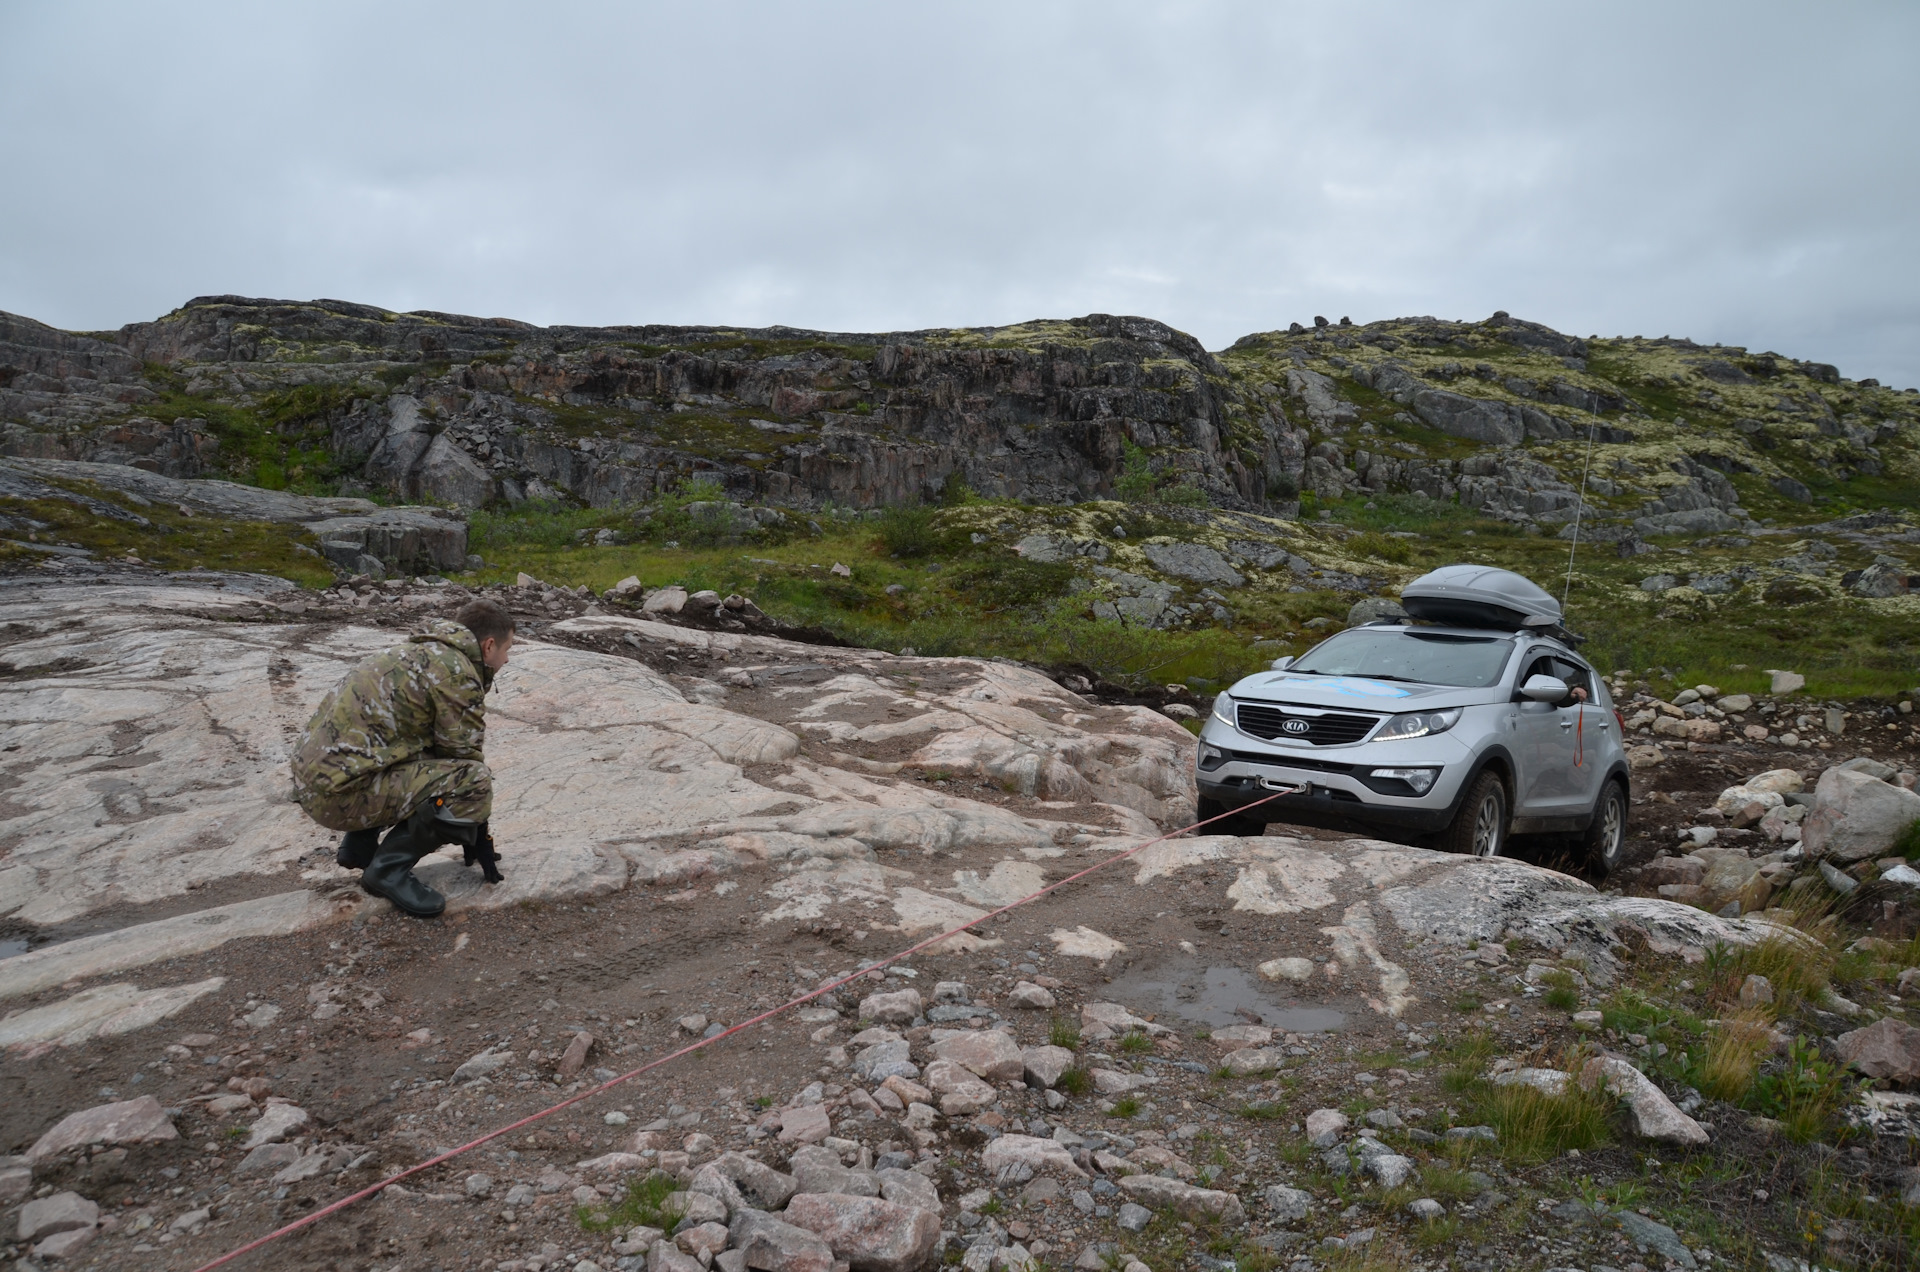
[1370,767,1438,794]
[1198,744,1227,772]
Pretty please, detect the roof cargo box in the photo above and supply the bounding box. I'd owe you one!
[1400,565,1562,630]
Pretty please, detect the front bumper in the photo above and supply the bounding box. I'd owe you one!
[1195,720,1476,837]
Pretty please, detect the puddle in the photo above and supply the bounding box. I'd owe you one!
[1104,963,1345,1033]
[0,940,28,960]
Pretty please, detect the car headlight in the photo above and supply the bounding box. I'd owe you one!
[1198,744,1227,772]
[1211,693,1234,726]
[1372,707,1463,741]
[1369,767,1439,794]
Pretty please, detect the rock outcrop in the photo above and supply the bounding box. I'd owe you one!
[0,455,467,575]
[5,298,1911,540]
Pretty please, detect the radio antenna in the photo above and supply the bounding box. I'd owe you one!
[1562,415,1600,614]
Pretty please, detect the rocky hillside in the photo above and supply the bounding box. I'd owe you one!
[5,300,1917,537]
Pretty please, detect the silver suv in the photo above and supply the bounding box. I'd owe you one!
[1194,568,1630,874]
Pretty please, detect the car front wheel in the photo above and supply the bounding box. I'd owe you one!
[1440,770,1508,858]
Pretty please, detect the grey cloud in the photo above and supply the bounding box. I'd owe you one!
[2,1,1916,385]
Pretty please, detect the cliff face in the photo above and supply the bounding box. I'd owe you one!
[0,298,1302,514]
[1,297,1915,540]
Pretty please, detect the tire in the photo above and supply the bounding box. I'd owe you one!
[1196,796,1268,838]
[1579,779,1628,878]
[1439,769,1508,858]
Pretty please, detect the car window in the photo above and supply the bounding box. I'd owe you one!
[1522,650,1593,702]
[1289,629,1515,688]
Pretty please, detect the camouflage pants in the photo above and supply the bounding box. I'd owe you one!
[297,758,493,833]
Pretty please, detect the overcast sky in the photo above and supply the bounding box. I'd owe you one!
[4,2,1917,386]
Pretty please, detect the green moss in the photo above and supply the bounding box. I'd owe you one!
[1,487,334,587]
[137,365,366,494]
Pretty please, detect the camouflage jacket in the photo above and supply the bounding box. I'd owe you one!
[290,619,491,797]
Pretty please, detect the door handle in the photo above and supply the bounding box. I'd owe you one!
[1558,720,1574,730]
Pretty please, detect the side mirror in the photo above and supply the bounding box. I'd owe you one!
[1520,674,1570,703]
[1270,656,1295,671]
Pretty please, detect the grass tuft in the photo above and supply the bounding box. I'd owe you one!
[1055,1068,1092,1096]
[1696,1009,1774,1104]
[1048,1017,1082,1050]
[577,1171,681,1232]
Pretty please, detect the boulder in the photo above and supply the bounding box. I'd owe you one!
[1834,1019,1920,1084]
[930,1030,1025,1083]
[1091,1068,1155,1095]
[783,1193,942,1272]
[678,1222,732,1262]
[1020,1045,1075,1089]
[788,1148,881,1200]
[1364,1154,1416,1187]
[1256,957,1314,982]
[1263,1184,1313,1223]
[1834,756,1898,782]
[19,1192,98,1242]
[1579,1057,1708,1144]
[1006,982,1055,1010]
[859,990,923,1026]
[27,1096,177,1162]
[1491,1067,1570,1096]
[689,1162,753,1212]
[1801,768,1920,863]
[1640,855,1706,888]
[981,1135,1085,1179]
[644,586,689,615]
[1714,787,1784,828]
[1305,1109,1348,1148]
[729,1211,836,1272]
[710,1152,798,1211]
[1115,1175,1245,1224]
[1739,975,1774,1007]
[1078,1002,1168,1040]
[1221,1047,1285,1077]
[1140,543,1244,588]
[853,1041,917,1083]
[875,1168,940,1212]
[778,1106,833,1145]
[242,1101,309,1149]
[925,1060,998,1117]
[1699,857,1770,914]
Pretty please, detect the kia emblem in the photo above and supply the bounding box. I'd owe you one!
[1280,718,1310,736]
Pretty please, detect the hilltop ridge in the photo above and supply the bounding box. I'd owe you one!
[2,300,1914,535]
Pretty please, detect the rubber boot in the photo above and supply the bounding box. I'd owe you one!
[336,828,382,871]
[359,810,446,918]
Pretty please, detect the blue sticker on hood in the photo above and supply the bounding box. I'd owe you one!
[1269,675,1410,698]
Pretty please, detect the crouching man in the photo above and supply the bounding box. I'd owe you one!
[289,599,514,917]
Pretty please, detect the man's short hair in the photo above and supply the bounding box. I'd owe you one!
[456,599,516,646]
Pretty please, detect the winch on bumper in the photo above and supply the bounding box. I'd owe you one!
[1194,731,1479,835]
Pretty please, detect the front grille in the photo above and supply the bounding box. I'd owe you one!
[1229,751,1356,774]
[1236,702,1380,746]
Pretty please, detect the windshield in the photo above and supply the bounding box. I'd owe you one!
[1288,629,1514,688]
